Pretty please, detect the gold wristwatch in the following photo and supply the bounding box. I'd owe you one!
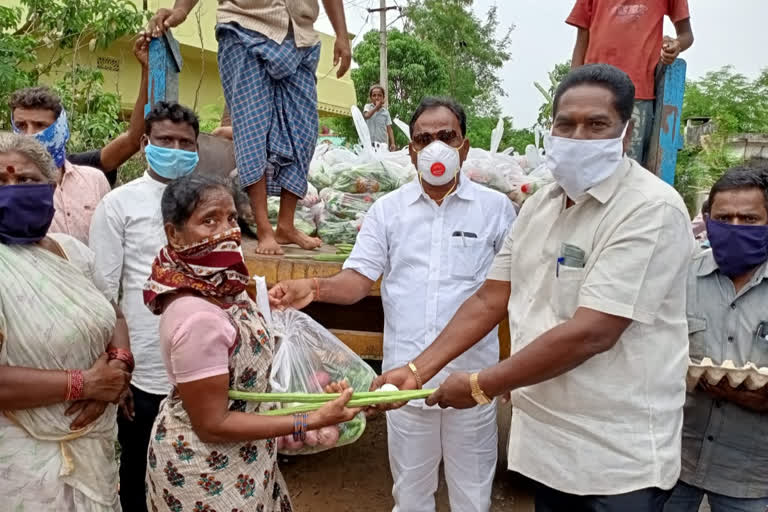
[470,372,491,405]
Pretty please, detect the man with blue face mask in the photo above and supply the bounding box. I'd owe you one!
[665,167,768,512]
[10,86,111,245]
[269,97,517,512]
[377,64,695,511]
[89,101,199,512]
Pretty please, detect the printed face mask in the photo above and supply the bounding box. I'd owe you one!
[12,110,70,169]
[544,123,628,200]
[145,143,199,179]
[0,183,56,244]
[416,140,462,186]
[706,217,768,277]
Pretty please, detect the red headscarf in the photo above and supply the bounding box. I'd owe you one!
[144,228,250,313]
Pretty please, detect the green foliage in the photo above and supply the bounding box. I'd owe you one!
[55,67,125,152]
[405,0,513,116]
[682,66,768,135]
[198,103,224,133]
[465,116,533,153]
[535,60,571,129]
[323,116,358,146]
[0,0,143,151]
[674,143,742,216]
[348,6,516,150]
[504,128,536,154]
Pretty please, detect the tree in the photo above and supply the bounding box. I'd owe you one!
[405,0,513,117]
[465,116,534,153]
[535,60,571,129]
[683,66,768,135]
[0,0,143,150]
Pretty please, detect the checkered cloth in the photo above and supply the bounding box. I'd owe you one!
[217,23,320,197]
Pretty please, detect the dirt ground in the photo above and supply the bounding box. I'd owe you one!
[280,414,535,512]
[281,414,713,512]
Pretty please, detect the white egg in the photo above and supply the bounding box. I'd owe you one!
[377,383,400,393]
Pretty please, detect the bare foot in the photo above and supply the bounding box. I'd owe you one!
[255,231,284,255]
[275,225,323,250]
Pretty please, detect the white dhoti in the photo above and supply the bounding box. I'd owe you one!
[386,402,497,512]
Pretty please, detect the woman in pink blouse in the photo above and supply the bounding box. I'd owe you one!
[143,174,359,512]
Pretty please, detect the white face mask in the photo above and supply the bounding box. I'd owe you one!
[543,123,628,200]
[416,140,462,186]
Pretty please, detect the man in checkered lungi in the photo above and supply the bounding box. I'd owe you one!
[149,0,351,254]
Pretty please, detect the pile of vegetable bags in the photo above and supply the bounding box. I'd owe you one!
[461,120,553,206]
[270,308,377,455]
[309,106,416,246]
[261,183,323,237]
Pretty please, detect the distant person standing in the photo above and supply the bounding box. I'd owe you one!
[363,84,396,151]
[567,0,694,165]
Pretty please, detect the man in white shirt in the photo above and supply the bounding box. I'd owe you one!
[269,97,516,512]
[89,101,200,512]
[376,64,694,511]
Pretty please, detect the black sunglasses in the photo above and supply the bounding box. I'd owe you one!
[412,130,461,150]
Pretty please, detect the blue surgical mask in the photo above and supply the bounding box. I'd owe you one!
[12,110,70,169]
[144,143,199,179]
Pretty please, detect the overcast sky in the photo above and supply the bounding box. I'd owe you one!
[315,0,768,128]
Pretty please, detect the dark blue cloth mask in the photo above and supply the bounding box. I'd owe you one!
[706,217,768,277]
[0,184,56,244]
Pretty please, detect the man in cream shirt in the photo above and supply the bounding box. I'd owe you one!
[377,64,694,511]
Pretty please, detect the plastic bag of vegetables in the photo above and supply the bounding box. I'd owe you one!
[269,309,376,455]
[320,188,382,220]
[316,213,363,246]
[326,160,411,193]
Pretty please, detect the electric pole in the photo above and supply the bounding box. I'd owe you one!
[368,2,399,106]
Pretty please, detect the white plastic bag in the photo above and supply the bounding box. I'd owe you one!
[393,117,411,141]
[270,309,376,455]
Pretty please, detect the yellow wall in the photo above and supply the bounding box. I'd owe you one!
[8,0,356,119]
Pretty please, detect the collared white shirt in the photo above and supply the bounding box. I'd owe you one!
[89,172,171,395]
[50,160,111,245]
[344,177,516,402]
[488,158,694,495]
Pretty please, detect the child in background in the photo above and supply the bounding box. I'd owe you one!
[363,85,397,151]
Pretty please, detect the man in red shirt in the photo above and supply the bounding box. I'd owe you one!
[567,0,694,165]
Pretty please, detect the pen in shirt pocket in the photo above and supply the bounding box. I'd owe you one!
[452,231,477,246]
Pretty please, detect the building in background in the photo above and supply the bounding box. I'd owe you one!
[11,0,356,125]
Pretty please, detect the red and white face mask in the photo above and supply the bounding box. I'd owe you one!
[416,141,461,186]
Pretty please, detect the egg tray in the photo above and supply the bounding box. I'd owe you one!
[686,358,768,391]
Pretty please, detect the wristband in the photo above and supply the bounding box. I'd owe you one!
[293,413,308,442]
[66,370,85,401]
[108,348,135,373]
[313,278,321,302]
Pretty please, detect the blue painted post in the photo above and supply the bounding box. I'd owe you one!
[646,59,687,186]
[146,32,182,116]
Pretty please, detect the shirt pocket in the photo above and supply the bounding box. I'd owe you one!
[449,236,485,281]
[550,265,585,320]
[686,315,709,361]
[750,324,768,366]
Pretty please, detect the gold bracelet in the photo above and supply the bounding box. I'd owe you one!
[407,362,423,389]
[313,277,320,302]
[470,372,491,405]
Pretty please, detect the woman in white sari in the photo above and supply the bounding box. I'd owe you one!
[0,133,132,511]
